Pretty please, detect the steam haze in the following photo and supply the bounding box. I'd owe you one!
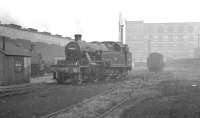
[0,11,20,24]
[0,0,200,41]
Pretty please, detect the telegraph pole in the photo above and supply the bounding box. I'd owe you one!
[148,35,151,55]
[120,24,124,44]
[119,13,124,44]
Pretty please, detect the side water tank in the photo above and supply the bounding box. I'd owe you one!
[147,53,164,72]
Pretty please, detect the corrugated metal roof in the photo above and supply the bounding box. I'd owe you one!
[5,49,31,56]
[0,37,31,57]
[0,49,31,56]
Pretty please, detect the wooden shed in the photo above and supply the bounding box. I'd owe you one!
[0,36,31,86]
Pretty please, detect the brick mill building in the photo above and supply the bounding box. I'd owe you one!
[125,21,200,62]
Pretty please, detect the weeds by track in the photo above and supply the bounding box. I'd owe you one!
[42,71,174,118]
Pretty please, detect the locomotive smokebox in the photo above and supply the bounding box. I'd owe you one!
[75,34,82,41]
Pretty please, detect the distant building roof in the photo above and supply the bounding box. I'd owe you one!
[0,23,71,39]
[126,20,200,25]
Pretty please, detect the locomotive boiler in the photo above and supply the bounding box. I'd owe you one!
[52,34,132,84]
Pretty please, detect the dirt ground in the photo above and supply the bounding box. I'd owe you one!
[0,81,120,118]
[120,61,200,118]
[2,59,200,118]
[121,79,200,118]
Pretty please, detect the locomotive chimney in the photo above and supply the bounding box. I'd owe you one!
[74,34,82,41]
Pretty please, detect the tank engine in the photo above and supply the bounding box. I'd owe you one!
[52,34,132,84]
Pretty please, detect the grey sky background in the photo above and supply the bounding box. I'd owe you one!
[0,0,199,41]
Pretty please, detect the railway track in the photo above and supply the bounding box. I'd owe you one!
[0,83,62,98]
[41,78,146,118]
[0,83,43,98]
[96,97,130,118]
[41,85,117,118]
[0,75,129,99]
[41,71,171,118]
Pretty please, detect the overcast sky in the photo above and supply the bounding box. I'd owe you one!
[0,0,200,42]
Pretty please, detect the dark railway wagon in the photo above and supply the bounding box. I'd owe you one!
[52,34,132,84]
[147,52,164,72]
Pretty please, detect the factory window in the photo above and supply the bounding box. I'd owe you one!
[133,35,137,39]
[187,26,194,32]
[148,26,153,32]
[158,27,164,33]
[137,35,143,40]
[188,35,194,40]
[197,27,200,32]
[178,26,184,32]
[154,35,158,39]
[178,35,183,40]
[168,35,173,40]
[174,35,178,39]
[167,26,174,32]
[144,35,149,39]
[183,35,188,39]
[163,35,168,39]
[158,35,163,40]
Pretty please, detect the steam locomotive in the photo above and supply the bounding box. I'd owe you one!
[52,34,132,84]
